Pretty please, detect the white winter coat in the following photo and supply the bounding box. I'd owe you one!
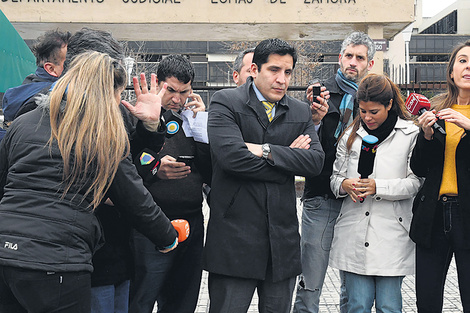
[329,118,422,276]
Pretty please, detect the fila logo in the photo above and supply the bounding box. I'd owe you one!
[4,242,18,250]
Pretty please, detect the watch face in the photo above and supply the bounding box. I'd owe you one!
[262,144,270,158]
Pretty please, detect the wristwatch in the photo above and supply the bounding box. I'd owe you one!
[262,143,271,159]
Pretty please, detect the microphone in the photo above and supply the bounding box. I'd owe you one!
[171,219,190,243]
[405,93,446,135]
[357,135,378,203]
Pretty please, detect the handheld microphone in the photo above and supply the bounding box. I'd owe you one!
[405,93,446,135]
[357,135,378,203]
[171,219,190,243]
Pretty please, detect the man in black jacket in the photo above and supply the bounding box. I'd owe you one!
[205,38,325,312]
[129,54,211,313]
[293,31,376,313]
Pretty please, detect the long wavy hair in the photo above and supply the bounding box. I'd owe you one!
[342,73,410,151]
[49,51,129,209]
[431,40,470,111]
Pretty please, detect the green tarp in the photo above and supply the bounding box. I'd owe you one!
[0,9,36,93]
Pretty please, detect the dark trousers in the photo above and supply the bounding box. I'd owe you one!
[416,197,470,313]
[129,211,204,313]
[0,266,91,313]
[208,271,296,313]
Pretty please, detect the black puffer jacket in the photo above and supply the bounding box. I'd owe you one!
[0,97,176,273]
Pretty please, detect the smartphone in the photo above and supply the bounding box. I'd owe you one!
[312,85,322,99]
[177,155,194,166]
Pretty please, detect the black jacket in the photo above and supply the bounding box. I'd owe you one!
[204,78,324,282]
[138,124,212,220]
[0,99,176,273]
[303,75,344,199]
[410,120,470,249]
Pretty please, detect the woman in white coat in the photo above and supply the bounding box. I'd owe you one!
[329,74,422,313]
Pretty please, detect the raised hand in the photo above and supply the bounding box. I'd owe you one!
[121,73,168,131]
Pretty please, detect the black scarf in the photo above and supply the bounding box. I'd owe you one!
[361,111,398,145]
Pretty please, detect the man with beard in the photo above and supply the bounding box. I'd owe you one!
[293,31,376,313]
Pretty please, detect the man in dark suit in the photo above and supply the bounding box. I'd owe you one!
[205,38,325,312]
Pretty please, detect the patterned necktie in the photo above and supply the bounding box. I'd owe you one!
[262,101,275,122]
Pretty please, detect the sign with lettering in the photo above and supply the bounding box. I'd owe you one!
[2,0,413,24]
[1,0,414,41]
[374,39,388,52]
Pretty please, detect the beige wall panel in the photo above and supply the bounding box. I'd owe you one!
[2,0,413,23]
[1,0,414,41]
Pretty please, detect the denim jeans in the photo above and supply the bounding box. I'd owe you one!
[343,271,404,313]
[416,197,470,312]
[91,280,130,313]
[129,212,204,313]
[293,196,345,313]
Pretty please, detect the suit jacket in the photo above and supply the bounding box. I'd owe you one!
[204,77,324,282]
[410,119,470,249]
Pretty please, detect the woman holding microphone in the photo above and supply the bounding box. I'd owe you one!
[0,51,178,312]
[330,73,421,312]
[410,40,470,312]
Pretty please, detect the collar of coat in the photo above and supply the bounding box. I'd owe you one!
[243,76,289,108]
[241,77,291,127]
[36,93,67,114]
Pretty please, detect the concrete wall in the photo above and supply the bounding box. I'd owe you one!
[2,0,414,41]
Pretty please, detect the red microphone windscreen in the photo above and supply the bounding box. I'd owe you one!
[405,93,431,115]
[171,219,190,243]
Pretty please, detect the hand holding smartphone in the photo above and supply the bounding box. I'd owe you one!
[176,155,194,166]
[312,86,322,99]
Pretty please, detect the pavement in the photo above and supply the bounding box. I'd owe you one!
[155,198,464,313]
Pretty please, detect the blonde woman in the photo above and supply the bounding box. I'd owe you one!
[0,51,177,312]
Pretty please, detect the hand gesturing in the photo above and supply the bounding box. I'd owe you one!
[122,73,168,130]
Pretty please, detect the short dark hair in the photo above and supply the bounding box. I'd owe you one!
[32,29,71,67]
[157,54,195,85]
[233,48,255,73]
[252,38,297,70]
[65,27,123,73]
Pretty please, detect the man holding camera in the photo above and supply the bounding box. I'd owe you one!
[130,54,211,313]
[293,31,376,313]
